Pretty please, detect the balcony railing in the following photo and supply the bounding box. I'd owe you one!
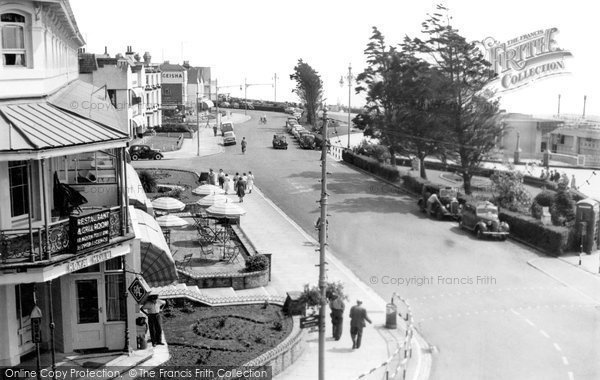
[0,206,125,264]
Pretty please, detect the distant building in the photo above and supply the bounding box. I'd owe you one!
[549,118,600,167]
[499,113,564,160]
[159,61,187,111]
[142,51,162,129]
[79,46,148,139]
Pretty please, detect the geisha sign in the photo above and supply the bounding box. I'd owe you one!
[481,28,572,92]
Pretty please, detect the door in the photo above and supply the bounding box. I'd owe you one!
[15,283,35,355]
[72,276,106,350]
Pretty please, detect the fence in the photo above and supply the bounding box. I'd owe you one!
[329,145,344,161]
[354,293,415,380]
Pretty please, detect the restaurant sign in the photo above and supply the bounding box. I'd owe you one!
[480,28,572,92]
[70,209,111,252]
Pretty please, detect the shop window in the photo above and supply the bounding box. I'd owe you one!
[9,160,29,218]
[58,150,117,185]
[105,257,125,321]
[1,13,27,67]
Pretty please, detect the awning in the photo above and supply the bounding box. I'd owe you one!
[126,163,153,214]
[130,207,178,287]
[200,99,214,108]
[131,87,145,99]
[131,115,146,129]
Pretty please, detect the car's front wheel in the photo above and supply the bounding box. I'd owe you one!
[131,154,139,161]
[476,227,484,239]
[154,154,162,160]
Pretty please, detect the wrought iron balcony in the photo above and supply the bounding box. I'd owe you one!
[0,206,127,265]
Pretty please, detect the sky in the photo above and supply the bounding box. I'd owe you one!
[70,0,599,118]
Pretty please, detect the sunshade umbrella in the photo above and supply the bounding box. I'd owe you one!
[196,193,228,208]
[152,197,185,211]
[192,184,225,195]
[156,214,189,228]
[205,199,246,218]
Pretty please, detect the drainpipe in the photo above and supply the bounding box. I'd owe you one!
[47,281,57,380]
[41,159,50,260]
[122,147,130,234]
[27,160,35,262]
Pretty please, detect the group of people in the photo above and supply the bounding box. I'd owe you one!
[328,294,372,349]
[540,169,577,190]
[207,168,255,202]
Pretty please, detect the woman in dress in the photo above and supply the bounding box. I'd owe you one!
[246,171,255,194]
[223,174,232,194]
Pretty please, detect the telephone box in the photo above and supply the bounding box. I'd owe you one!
[575,199,600,254]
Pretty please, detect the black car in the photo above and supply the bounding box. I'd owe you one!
[418,186,461,220]
[458,201,509,240]
[129,145,163,160]
[273,134,288,149]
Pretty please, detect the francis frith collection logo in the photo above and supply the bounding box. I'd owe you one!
[481,27,573,91]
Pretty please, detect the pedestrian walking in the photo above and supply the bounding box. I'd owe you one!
[553,169,560,183]
[571,174,577,190]
[208,169,215,185]
[246,171,254,194]
[140,292,166,346]
[560,172,569,187]
[235,174,247,203]
[349,300,371,349]
[540,169,547,180]
[241,137,247,154]
[213,124,218,137]
[212,170,219,186]
[223,174,232,194]
[218,169,225,189]
[233,173,239,189]
[329,293,345,340]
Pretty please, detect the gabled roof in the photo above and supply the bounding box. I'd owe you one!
[160,63,186,72]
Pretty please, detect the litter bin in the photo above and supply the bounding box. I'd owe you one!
[385,303,397,329]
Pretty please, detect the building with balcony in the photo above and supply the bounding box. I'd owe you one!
[549,118,600,167]
[0,0,176,366]
[79,46,148,139]
[142,51,161,129]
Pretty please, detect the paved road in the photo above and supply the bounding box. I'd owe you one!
[135,110,600,380]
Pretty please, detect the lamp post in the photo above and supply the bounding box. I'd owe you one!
[339,63,354,149]
[196,89,200,156]
[317,107,329,380]
[273,73,278,102]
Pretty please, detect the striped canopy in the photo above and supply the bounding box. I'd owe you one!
[192,184,225,195]
[206,200,246,219]
[152,197,185,211]
[196,193,228,208]
[156,214,189,228]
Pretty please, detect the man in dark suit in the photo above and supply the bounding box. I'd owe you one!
[349,300,372,349]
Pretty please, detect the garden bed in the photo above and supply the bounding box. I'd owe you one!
[140,168,201,206]
[162,302,293,367]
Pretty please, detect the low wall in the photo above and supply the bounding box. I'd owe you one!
[178,268,269,290]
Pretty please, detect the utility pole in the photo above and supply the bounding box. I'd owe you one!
[215,79,219,128]
[583,95,587,119]
[196,89,200,156]
[273,73,278,102]
[318,107,329,380]
[340,64,354,149]
[557,94,561,117]
[244,77,248,115]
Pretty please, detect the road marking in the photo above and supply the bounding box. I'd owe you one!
[568,371,574,380]
[524,318,535,327]
[510,309,520,316]
[554,343,562,352]
[539,330,550,338]
[562,356,569,365]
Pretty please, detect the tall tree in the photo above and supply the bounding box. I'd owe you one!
[415,4,504,194]
[290,59,323,126]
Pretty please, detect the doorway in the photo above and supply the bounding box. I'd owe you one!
[71,274,106,350]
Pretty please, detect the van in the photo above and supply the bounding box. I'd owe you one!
[220,122,234,135]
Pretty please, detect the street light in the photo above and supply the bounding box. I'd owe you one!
[339,63,354,149]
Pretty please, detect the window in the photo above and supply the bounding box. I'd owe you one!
[9,160,29,217]
[1,13,26,66]
[105,257,125,321]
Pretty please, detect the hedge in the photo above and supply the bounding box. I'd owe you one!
[342,150,400,182]
[499,209,572,256]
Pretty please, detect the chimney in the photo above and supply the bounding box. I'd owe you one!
[164,60,170,64]
[143,51,152,64]
[183,60,190,68]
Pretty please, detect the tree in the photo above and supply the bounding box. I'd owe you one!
[355,27,448,178]
[290,59,323,126]
[414,4,504,194]
[490,169,532,212]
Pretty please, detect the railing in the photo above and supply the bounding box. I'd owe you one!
[0,206,124,264]
[354,293,415,380]
[329,145,344,161]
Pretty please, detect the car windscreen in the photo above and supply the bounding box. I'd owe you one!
[476,206,498,216]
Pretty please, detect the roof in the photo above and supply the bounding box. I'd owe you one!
[199,66,211,83]
[187,67,203,84]
[160,63,187,72]
[0,103,127,154]
[551,125,600,139]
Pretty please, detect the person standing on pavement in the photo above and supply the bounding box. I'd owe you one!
[246,171,255,194]
[208,169,215,185]
[140,292,166,346]
[571,174,577,190]
[329,293,345,340]
[233,173,239,189]
[241,137,247,154]
[213,124,218,137]
[218,169,225,189]
[349,300,371,349]
[235,174,247,203]
[223,174,232,194]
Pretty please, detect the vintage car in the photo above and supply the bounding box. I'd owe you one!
[458,201,509,240]
[292,126,305,139]
[220,122,234,135]
[223,131,237,146]
[273,134,288,149]
[298,132,316,149]
[286,117,299,128]
[418,186,461,220]
[287,120,300,133]
[129,145,163,160]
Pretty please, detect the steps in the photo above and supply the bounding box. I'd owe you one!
[153,283,285,306]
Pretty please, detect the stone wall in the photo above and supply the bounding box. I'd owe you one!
[178,268,269,290]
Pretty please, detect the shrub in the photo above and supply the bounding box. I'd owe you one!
[138,170,157,193]
[272,321,283,331]
[551,185,576,226]
[342,150,400,182]
[401,174,432,194]
[325,281,348,301]
[530,202,543,219]
[499,209,570,256]
[245,254,269,272]
[533,190,556,207]
[490,170,532,212]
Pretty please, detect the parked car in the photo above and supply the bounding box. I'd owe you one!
[418,186,461,220]
[273,134,288,149]
[286,117,299,128]
[458,201,509,240]
[223,131,237,146]
[129,145,163,160]
[298,133,316,149]
[232,102,240,109]
[219,101,230,108]
[292,126,305,139]
[287,120,300,133]
[220,122,234,135]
